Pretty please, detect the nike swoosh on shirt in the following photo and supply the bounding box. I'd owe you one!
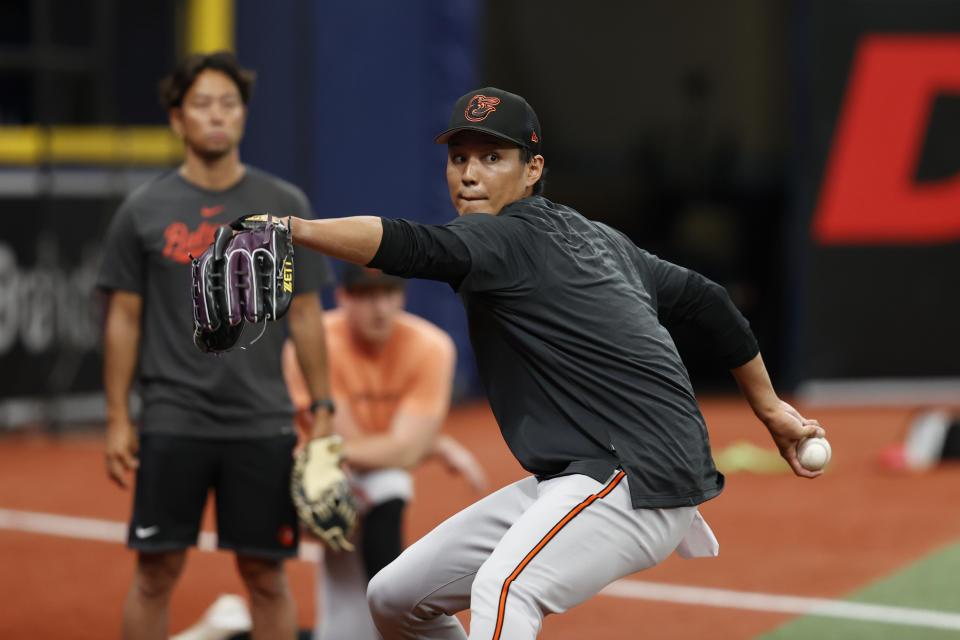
[134,525,159,539]
[201,205,225,218]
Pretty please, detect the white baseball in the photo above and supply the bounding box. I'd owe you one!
[797,436,831,471]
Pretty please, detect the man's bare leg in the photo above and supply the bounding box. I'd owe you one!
[236,555,296,639]
[123,550,188,640]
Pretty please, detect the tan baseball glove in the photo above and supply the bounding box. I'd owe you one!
[290,435,359,552]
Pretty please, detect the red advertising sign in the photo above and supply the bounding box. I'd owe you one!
[813,36,960,245]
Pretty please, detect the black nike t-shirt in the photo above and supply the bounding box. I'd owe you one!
[97,167,331,438]
[370,196,759,508]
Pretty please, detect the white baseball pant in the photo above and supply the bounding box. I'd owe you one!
[367,470,717,639]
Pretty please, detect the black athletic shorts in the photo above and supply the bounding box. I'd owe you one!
[128,433,300,558]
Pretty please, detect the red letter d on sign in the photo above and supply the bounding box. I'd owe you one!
[813,35,960,245]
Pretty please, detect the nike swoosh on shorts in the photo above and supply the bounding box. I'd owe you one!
[135,525,160,539]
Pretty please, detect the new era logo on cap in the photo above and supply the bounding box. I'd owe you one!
[435,87,542,155]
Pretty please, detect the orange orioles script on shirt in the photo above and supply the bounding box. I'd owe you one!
[163,221,221,263]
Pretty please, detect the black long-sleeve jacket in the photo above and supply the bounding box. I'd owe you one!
[370,196,758,508]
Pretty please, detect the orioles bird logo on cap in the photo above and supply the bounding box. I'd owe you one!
[465,94,501,122]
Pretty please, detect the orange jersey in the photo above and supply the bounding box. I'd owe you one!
[284,310,456,435]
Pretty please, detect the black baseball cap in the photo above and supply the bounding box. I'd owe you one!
[434,87,542,155]
[339,263,405,290]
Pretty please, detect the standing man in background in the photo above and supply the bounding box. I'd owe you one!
[98,51,333,640]
[283,264,486,640]
[185,264,486,640]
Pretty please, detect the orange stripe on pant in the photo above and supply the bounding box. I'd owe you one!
[491,470,627,640]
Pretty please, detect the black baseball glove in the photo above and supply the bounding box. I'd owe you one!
[191,214,295,353]
[290,436,359,552]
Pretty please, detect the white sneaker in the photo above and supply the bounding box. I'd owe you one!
[904,410,951,470]
[170,593,252,640]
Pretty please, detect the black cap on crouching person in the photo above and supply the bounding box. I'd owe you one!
[434,87,542,155]
[340,263,405,291]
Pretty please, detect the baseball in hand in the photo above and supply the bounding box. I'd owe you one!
[797,436,832,471]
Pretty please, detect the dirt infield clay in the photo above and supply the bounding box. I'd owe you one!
[1,399,959,639]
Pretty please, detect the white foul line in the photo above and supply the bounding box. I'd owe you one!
[0,507,321,562]
[2,507,959,630]
[600,579,960,631]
